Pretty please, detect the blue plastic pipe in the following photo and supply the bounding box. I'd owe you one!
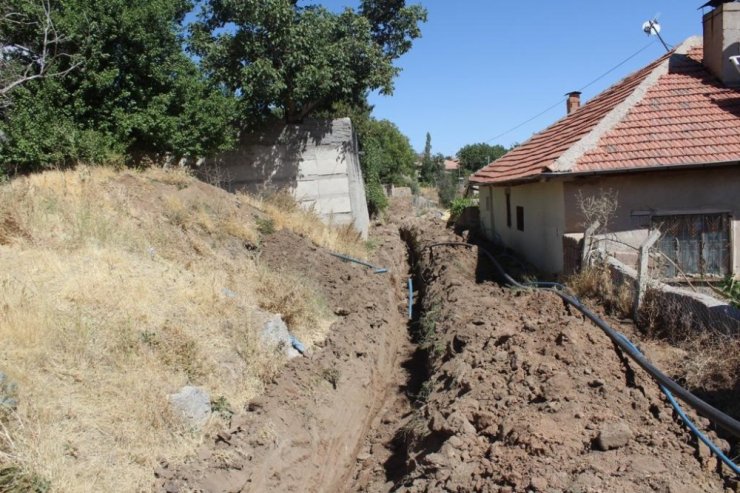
[614,332,740,476]
[408,278,414,320]
[421,241,740,477]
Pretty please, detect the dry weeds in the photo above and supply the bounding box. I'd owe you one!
[0,166,335,492]
[567,261,633,318]
[639,291,740,403]
[240,191,368,259]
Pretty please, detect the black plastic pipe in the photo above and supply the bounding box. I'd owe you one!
[422,241,740,438]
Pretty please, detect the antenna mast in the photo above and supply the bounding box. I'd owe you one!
[643,19,671,52]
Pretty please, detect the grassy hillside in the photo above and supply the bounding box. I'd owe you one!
[0,167,364,492]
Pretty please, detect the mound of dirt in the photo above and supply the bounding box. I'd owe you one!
[353,220,731,493]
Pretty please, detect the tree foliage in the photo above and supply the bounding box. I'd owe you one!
[322,100,416,215]
[189,0,426,125]
[1,0,237,173]
[456,142,508,173]
[419,132,443,185]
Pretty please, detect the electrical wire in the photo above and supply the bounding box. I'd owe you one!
[483,39,659,144]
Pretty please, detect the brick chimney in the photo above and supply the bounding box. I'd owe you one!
[703,2,740,87]
[566,91,581,115]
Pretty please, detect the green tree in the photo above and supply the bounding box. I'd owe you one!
[419,132,443,185]
[456,142,508,173]
[189,0,426,126]
[322,100,417,214]
[1,0,237,173]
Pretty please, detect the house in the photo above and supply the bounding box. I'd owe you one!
[471,4,740,278]
[444,159,460,172]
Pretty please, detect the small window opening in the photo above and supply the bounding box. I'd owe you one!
[505,190,512,228]
[516,206,524,231]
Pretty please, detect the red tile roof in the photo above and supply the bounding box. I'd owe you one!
[444,159,460,171]
[471,39,740,185]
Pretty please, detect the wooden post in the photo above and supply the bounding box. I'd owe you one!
[634,229,662,321]
[581,220,601,268]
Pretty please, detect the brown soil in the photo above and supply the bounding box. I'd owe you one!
[156,219,413,492]
[157,203,735,493]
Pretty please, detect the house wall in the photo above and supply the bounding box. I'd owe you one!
[205,118,370,238]
[563,167,740,276]
[480,181,566,274]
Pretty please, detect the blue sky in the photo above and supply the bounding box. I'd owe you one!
[314,1,708,156]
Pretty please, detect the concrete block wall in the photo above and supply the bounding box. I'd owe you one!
[207,118,370,238]
[606,257,740,335]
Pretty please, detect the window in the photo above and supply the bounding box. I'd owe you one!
[505,190,512,228]
[652,213,731,277]
[516,206,524,231]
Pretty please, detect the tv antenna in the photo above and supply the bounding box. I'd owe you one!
[642,18,670,52]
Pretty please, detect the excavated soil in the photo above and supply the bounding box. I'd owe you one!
[158,204,735,493]
[156,220,413,492]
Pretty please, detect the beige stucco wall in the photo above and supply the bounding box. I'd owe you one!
[205,118,370,238]
[479,181,566,274]
[563,167,740,275]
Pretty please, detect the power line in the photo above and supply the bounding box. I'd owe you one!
[484,39,659,144]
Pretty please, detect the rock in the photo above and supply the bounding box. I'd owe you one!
[596,422,632,451]
[0,372,18,412]
[530,476,548,491]
[261,315,301,359]
[169,386,211,427]
[334,307,351,316]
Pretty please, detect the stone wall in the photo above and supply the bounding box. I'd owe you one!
[206,118,370,238]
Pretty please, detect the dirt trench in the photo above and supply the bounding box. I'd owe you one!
[156,218,419,492]
[158,210,736,493]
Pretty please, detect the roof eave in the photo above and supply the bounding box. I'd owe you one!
[474,159,740,187]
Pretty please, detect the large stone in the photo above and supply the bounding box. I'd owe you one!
[596,422,632,451]
[0,372,18,412]
[261,315,301,359]
[169,386,211,427]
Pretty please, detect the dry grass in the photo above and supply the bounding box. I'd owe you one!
[639,291,740,405]
[240,191,368,259]
[0,166,333,492]
[567,261,633,318]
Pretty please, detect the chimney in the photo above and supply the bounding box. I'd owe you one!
[703,2,740,87]
[566,91,581,115]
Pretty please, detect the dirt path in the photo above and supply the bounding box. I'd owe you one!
[157,206,735,493]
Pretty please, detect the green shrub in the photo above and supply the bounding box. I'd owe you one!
[449,197,475,220]
[436,173,458,207]
[720,276,740,308]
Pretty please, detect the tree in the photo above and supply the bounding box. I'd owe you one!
[456,142,508,173]
[189,0,426,125]
[1,0,237,173]
[0,0,80,107]
[419,132,443,185]
[321,100,417,214]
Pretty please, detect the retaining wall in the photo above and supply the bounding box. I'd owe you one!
[205,118,370,238]
[606,257,740,335]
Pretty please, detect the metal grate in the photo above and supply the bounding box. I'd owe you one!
[652,213,731,278]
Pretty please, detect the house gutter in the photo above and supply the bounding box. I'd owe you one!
[540,159,740,181]
[472,159,740,188]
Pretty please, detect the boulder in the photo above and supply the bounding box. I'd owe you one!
[261,315,301,358]
[169,386,211,427]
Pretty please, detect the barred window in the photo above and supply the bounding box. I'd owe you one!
[652,213,731,278]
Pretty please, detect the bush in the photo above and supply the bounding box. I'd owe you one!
[449,197,474,220]
[436,173,458,207]
[720,276,739,308]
